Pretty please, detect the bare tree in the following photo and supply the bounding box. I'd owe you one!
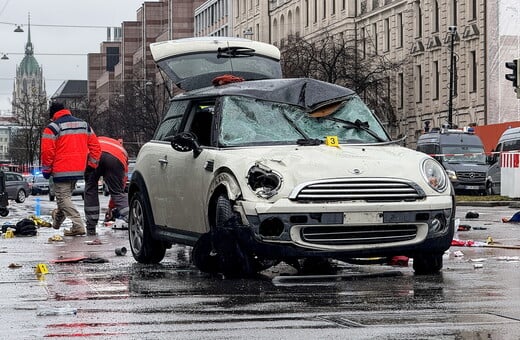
[9,93,47,168]
[281,31,408,128]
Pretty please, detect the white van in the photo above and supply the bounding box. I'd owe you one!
[486,127,520,195]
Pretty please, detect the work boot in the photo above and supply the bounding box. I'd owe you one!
[51,209,66,230]
[86,228,97,236]
[63,227,86,236]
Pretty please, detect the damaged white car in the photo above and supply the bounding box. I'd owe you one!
[128,37,455,277]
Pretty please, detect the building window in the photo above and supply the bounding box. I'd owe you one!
[362,27,366,59]
[323,0,326,18]
[372,23,378,54]
[332,0,336,15]
[415,65,422,103]
[314,0,318,23]
[433,61,439,100]
[384,18,390,52]
[398,72,404,109]
[414,1,422,38]
[432,0,439,33]
[451,0,458,26]
[470,0,477,21]
[397,13,403,48]
[305,0,309,27]
[470,50,477,93]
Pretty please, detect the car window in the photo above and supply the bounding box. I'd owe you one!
[5,173,14,182]
[154,101,187,141]
[219,95,389,146]
[186,104,215,146]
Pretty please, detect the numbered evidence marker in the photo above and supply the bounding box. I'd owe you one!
[35,263,49,274]
[325,136,339,147]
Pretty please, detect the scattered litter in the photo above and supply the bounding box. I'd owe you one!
[470,258,486,262]
[473,263,483,269]
[472,227,488,230]
[453,250,464,257]
[387,256,408,266]
[486,236,494,245]
[451,239,487,247]
[30,215,52,228]
[51,256,108,264]
[37,305,77,316]
[48,234,63,242]
[114,246,127,256]
[458,224,471,231]
[465,211,479,219]
[86,239,102,245]
[496,256,520,262]
[112,219,128,230]
[8,263,22,268]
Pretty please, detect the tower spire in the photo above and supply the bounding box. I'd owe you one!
[25,13,33,56]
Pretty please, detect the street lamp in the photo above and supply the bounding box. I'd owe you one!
[1,54,8,60]
[14,25,24,33]
[447,26,457,128]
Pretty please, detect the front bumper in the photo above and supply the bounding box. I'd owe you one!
[236,196,455,259]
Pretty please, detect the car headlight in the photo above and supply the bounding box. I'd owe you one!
[421,158,448,192]
[247,164,282,199]
[445,169,457,181]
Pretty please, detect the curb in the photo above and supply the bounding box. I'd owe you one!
[456,201,517,207]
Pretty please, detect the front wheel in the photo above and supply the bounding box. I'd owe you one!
[15,189,26,203]
[128,190,166,264]
[413,252,443,275]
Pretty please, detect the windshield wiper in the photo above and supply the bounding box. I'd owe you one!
[217,47,255,58]
[319,117,387,142]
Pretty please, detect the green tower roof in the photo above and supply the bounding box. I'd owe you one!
[18,16,40,76]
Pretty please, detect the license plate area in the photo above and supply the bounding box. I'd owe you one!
[343,212,383,224]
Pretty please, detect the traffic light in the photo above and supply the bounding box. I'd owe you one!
[506,59,520,98]
[506,60,518,86]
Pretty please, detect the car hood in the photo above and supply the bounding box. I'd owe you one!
[212,144,436,197]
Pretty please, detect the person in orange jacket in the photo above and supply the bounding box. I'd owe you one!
[84,136,128,236]
[41,101,101,236]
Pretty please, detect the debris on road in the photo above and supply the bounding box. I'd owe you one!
[8,263,22,268]
[465,211,480,219]
[458,224,471,231]
[48,234,63,242]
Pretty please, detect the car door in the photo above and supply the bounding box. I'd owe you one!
[152,100,216,234]
[4,173,16,199]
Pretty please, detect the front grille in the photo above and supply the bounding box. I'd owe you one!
[290,179,424,202]
[301,224,418,246]
[456,171,486,182]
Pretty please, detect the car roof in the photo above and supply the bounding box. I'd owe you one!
[173,77,356,111]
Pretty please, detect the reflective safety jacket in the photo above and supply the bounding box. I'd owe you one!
[98,137,128,173]
[41,109,101,182]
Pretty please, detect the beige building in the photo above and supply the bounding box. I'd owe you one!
[234,0,520,146]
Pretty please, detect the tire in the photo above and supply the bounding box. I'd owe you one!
[413,252,443,275]
[128,190,166,264]
[15,189,26,203]
[0,208,8,217]
[49,193,55,201]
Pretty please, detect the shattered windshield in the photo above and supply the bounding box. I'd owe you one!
[219,95,389,146]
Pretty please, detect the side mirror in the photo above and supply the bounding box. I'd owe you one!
[169,132,203,158]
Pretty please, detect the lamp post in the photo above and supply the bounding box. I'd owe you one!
[447,26,457,128]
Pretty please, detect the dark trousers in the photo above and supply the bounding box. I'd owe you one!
[84,152,128,231]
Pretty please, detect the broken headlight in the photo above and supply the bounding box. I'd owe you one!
[421,158,448,192]
[247,164,282,199]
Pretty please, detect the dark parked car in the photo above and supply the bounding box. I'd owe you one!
[4,171,30,203]
[31,175,50,195]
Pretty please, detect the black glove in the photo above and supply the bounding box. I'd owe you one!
[85,166,95,174]
[43,172,51,179]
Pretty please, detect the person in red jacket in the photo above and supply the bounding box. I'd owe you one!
[41,101,101,236]
[84,136,128,236]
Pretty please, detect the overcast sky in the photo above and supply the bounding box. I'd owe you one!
[0,0,148,113]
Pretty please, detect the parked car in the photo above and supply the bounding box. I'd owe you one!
[4,171,30,203]
[48,177,85,201]
[416,129,489,195]
[31,175,50,195]
[127,37,455,278]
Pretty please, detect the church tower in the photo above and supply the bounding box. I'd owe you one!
[12,14,47,116]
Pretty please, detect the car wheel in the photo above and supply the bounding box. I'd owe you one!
[15,189,26,203]
[212,194,254,278]
[128,190,166,264]
[413,252,443,275]
[0,208,8,217]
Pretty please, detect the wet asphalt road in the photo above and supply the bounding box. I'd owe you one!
[1,195,520,339]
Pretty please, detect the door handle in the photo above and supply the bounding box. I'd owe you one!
[158,157,168,165]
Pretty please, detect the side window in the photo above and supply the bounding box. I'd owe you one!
[154,101,188,141]
[5,173,13,182]
[186,102,215,146]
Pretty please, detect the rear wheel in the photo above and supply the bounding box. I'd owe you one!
[15,189,26,203]
[128,190,166,264]
[413,252,443,275]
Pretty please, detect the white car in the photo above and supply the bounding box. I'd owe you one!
[127,37,455,277]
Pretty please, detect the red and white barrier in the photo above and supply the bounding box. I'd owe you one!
[501,152,520,198]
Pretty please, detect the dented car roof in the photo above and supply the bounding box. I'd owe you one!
[175,78,356,112]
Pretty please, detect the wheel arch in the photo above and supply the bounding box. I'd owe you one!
[128,171,156,228]
[207,168,242,229]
